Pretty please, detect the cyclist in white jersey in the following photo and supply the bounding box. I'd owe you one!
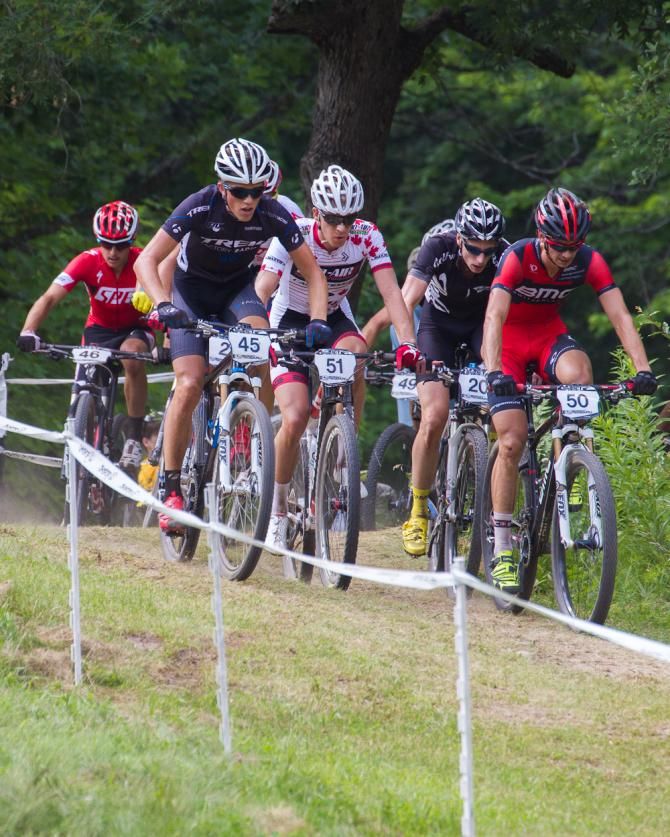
[256,165,421,551]
[253,161,304,268]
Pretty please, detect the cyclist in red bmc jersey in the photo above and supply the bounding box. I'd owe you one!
[17,201,155,472]
[481,187,657,594]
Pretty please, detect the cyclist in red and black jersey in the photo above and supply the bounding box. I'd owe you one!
[16,201,155,471]
[481,187,657,594]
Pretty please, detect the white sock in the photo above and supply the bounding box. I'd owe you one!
[493,512,513,554]
[271,481,290,516]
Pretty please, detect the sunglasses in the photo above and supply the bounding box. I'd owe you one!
[98,240,131,251]
[461,240,497,258]
[545,238,583,253]
[321,212,357,227]
[224,184,265,200]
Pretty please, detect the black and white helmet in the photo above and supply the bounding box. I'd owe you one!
[264,160,282,195]
[310,165,364,215]
[421,218,456,245]
[214,138,274,185]
[455,198,505,240]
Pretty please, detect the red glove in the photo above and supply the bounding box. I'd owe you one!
[395,342,422,371]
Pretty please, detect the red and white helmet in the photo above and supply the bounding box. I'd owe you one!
[264,161,283,195]
[310,165,364,215]
[214,138,274,185]
[93,201,139,244]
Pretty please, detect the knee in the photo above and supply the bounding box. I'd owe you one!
[419,407,448,442]
[123,359,144,378]
[496,430,526,461]
[174,375,203,409]
[280,407,308,442]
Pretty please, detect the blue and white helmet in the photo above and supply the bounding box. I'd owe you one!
[455,198,505,240]
[214,138,274,185]
[311,165,364,215]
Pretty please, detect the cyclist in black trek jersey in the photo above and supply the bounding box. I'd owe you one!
[367,198,508,556]
[134,138,330,532]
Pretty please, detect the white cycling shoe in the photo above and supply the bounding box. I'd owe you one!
[265,514,289,553]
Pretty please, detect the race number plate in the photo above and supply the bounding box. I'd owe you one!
[391,372,417,399]
[72,347,112,365]
[557,385,600,420]
[459,367,488,405]
[314,348,356,384]
[208,335,231,364]
[228,329,271,364]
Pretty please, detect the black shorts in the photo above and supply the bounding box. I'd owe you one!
[83,324,154,351]
[270,308,364,388]
[169,280,268,361]
[416,304,483,382]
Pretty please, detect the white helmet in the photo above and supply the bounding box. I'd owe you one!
[421,218,456,245]
[214,138,273,185]
[264,160,282,195]
[455,198,505,240]
[310,165,364,215]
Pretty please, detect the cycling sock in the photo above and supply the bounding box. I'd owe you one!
[410,486,430,518]
[493,512,513,553]
[125,416,144,441]
[272,482,290,516]
[163,469,181,496]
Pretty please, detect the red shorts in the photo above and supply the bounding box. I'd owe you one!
[501,318,581,383]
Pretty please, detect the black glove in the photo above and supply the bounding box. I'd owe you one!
[155,346,172,364]
[16,331,40,352]
[627,370,657,396]
[156,301,191,329]
[305,318,333,349]
[487,370,517,397]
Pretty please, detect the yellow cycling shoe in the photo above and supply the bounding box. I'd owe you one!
[402,516,428,557]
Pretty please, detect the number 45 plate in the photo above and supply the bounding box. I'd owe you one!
[228,328,271,364]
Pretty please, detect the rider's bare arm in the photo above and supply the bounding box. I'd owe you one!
[481,287,512,372]
[598,288,652,373]
[362,272,425,346]
[22,283,69,333]
[134,229,179,306]
[372,267,417,344]
[255,268,280,306]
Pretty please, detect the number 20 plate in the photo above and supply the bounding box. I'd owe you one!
[228,329,271,364]
[314,349,356,384]
[557,385,600,419]
[72,347,112,365]
[459,368,488,405]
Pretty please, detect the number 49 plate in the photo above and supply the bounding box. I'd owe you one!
[391,372,417,399]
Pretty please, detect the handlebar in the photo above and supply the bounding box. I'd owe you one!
[186,319,305,345]
[35,344,158,364]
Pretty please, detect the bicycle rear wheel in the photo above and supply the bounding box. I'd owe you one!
[551,447,617,624]
[315,414,360,590]
[445,427,488,579]
[159,393,208,562]
[481,441,536,613]
[211,398,274,581]
[362,422,415,531]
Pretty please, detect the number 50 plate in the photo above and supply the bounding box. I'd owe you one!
[557,385,600,419]
[314,348,356,384]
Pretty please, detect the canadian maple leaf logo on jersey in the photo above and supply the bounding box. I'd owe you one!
[350,234,362,245]
[364,235,373,249]
[368,245,380,259]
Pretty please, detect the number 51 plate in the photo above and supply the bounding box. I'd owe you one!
[314,348,356,384]
[228,328,271,364]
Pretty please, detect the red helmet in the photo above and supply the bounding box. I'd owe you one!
[535,188,591,245]
[93,201,139,244]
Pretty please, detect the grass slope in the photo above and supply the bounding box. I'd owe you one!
[1,524,669,835]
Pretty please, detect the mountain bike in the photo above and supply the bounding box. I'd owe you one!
[36,343,158,525]
[275,346,395,589]
[361,367,420,531]
[480,381,632,624]
[154,321,282,579]
[425,350,490,589]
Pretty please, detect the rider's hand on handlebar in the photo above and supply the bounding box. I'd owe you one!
[395,342,423,371]
[156,301,191,329]
[132,289,153,314]
[305,319,333,349]
[626,370,658,396]
[16,330,41,352]
[487,370,517,396]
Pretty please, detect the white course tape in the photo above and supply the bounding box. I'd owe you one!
[0,449,62,468]
[0,414,65,444]
[5,371,175,386]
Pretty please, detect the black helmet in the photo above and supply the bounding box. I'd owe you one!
[455,198,505,240]
[535,188,591,244]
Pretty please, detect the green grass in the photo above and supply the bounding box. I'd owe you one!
[1,524,670,835]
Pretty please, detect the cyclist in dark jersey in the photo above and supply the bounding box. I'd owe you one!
[397,198,507,556]
[16,201,155,472]
[482,187,657,593]
[134,138,329,531]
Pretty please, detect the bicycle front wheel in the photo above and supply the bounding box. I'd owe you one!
[362,422,415,531]
[481,441,536,613]
[445,427,488,579]
[69,392,97,526]
[551,447,617,624]
[283,435,314,582]
[315,414,360,590]
[211,399,274,581]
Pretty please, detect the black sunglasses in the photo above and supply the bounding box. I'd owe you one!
[98,240,131,250]
[545,238,583,253]
[224,184,265,200]
[461,240,497,258]
[321,212,357,226]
